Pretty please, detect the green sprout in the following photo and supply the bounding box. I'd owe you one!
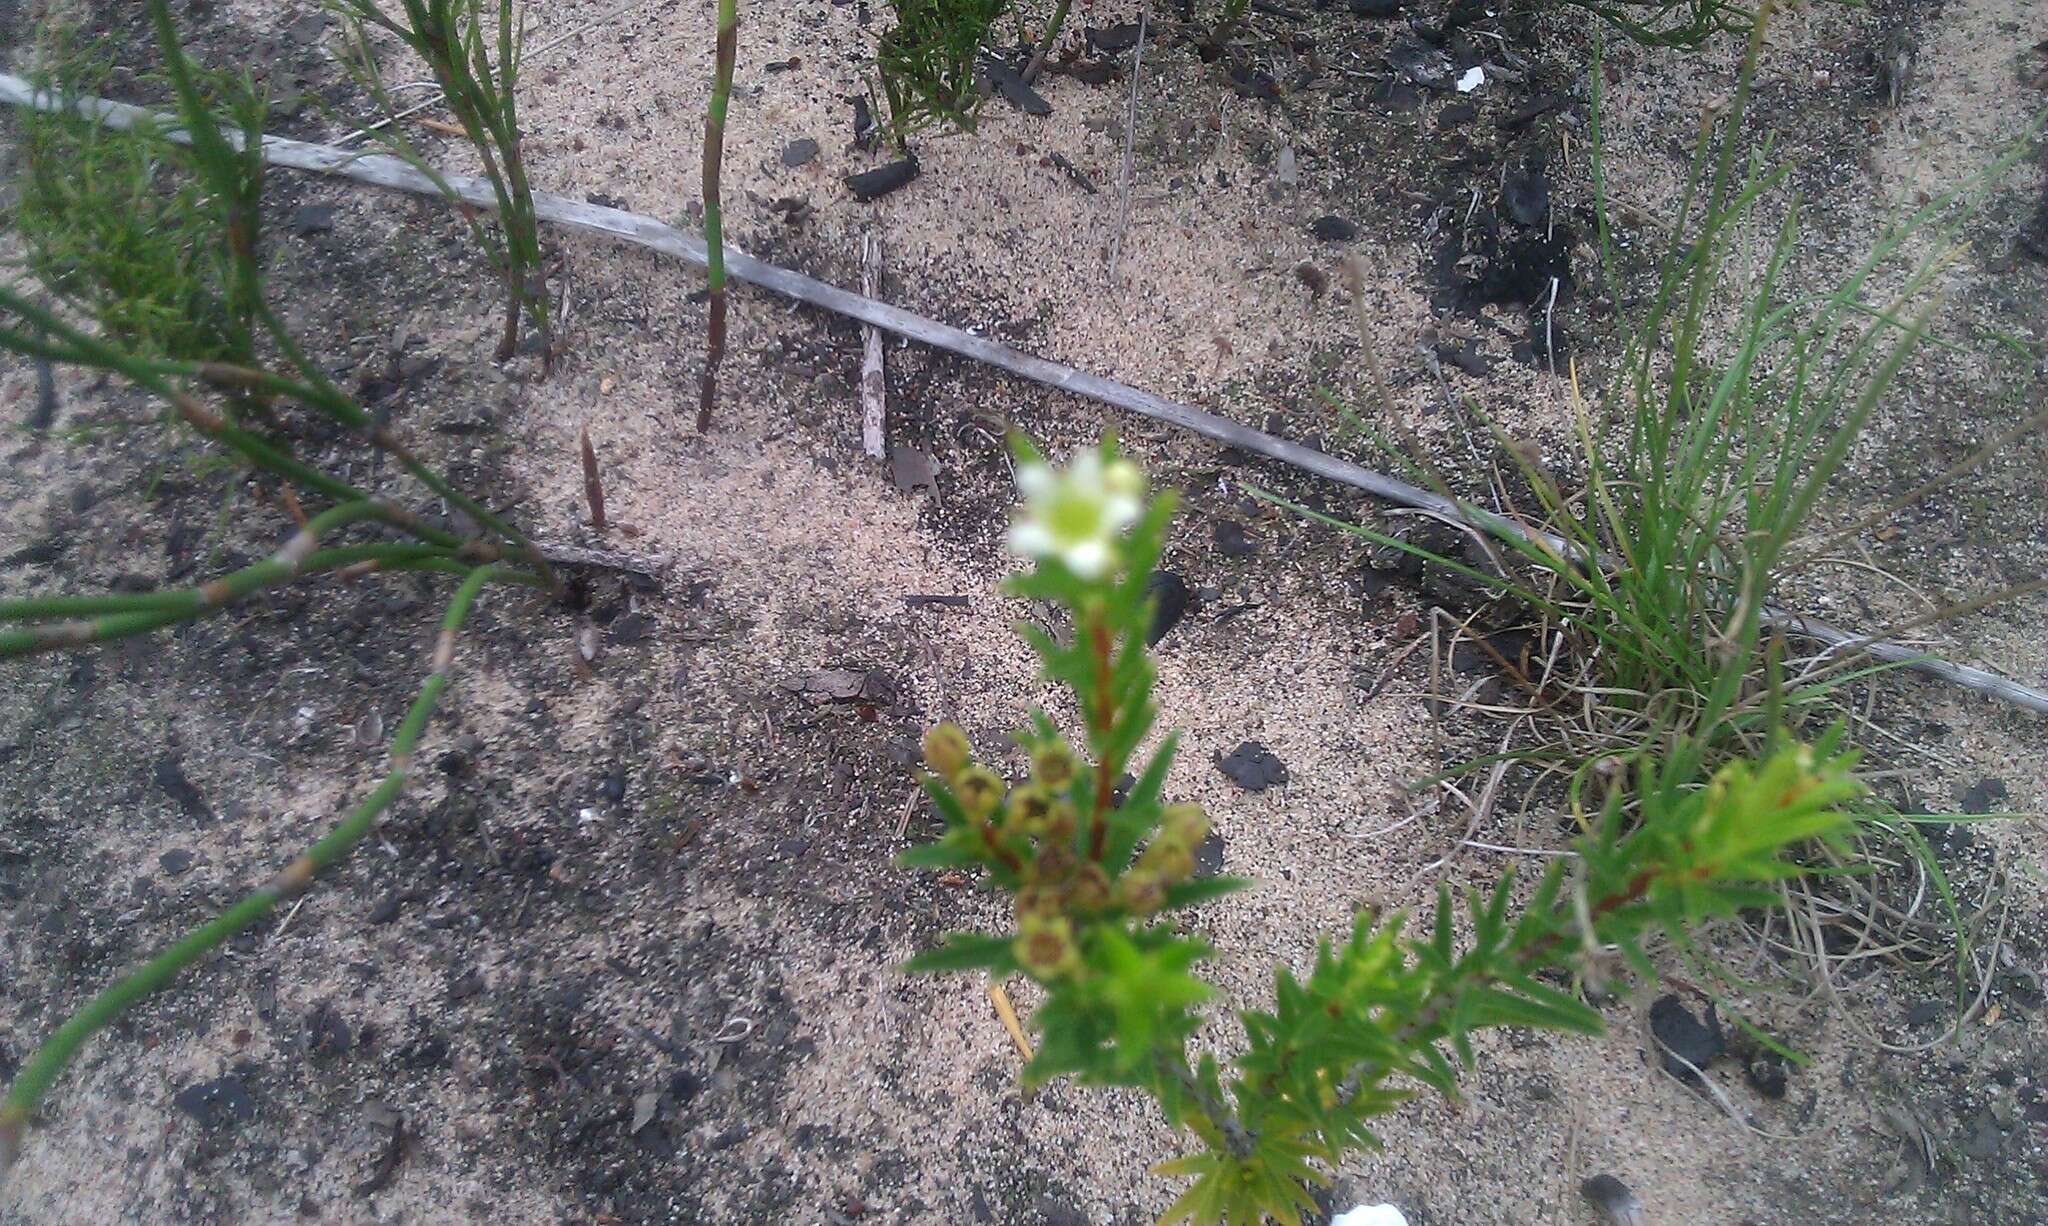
[329,0,553,369]
[700,0,740,432]
[874,0,1013,146]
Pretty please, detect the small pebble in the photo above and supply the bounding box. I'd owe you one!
[1311,214,1359,242]
[1581,1174,1644,1225]
[1213,521,1258,558]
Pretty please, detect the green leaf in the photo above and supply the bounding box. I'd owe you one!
[1102,731,1179,872]
[894,841,981,870]
[1163,876,1254,910]
[902,931,1018,976]
[1463,984,1605,1036]
[917,772,968,830]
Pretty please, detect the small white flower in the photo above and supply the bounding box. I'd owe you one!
[1331,1206,1409,1226]
[1005,449,1145,579]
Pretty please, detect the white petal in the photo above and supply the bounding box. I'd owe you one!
[1067,450,1104,490]
[1007,522,1054,557]
[1015,464,1054,498]
[1331,1208,1409,1226]
[1063,539,1110,578]
[1103,459,1144,499]
[1103,495,1141,529]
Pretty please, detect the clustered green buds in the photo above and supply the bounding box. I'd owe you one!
[1016,912,1081,979]
[1031,741,1077,788]
[923,722,972,781]
[1114,802,1210,916]
[955,766,1006,818]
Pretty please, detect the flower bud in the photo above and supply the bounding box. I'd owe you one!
[1007,784,1056,836]
[1139,840,1195,884]
[1043,800,1079,844]
[1116,871,1166,915]
[1034,843,1077,885]
[955,766,1005,819]
[1159,803,1210,850]
[1014,913,1081,980]
[1065,863,1112,912]
[922,723,972,780]
[1031,742,1077,788]
[1016,883,1061,920]
[1103,458,1145,501]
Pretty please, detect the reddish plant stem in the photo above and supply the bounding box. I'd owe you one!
[579,426,606,531]
[698,0,738,432]
[979,819,1024,874]
[1085,613,1117,862]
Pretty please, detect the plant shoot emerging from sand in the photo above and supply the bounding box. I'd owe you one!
[1273,4,2044,1016]
[875,0,1012,145]
[699,0,739,431]
[903,442,1866,1224]
[330,0,552,369]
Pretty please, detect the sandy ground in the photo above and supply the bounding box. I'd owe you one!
[2,0,2047,1223]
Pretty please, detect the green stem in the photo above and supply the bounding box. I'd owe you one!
[0,564,513,1174]
[238,310,559,592]
[1020,0,1072,87]
[0,543,540,656]
[0,291,513,566]
[699,0,738,433]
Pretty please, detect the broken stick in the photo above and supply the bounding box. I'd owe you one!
[860,233,886,460]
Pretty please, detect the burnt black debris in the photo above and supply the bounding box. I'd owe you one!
[1086,23,1143,54]
[173,1074,255,1129]
[983,59,1053,116]
[1959,776,2009,812]
[1311,214,1359,242]
[1745,1049,1788,1100]
[154,754,214,825]
[288,203,337,237]
[1580,1174,1643,1225]
[1649,994,1723,1081]
[1217,741,1288,791]
[1503,168,1550,227]
[847,157,920,202]
[1213,520,1258,558]
[1146,571,1190,645]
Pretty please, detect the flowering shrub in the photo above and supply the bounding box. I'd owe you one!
[903,439,1863,1224]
